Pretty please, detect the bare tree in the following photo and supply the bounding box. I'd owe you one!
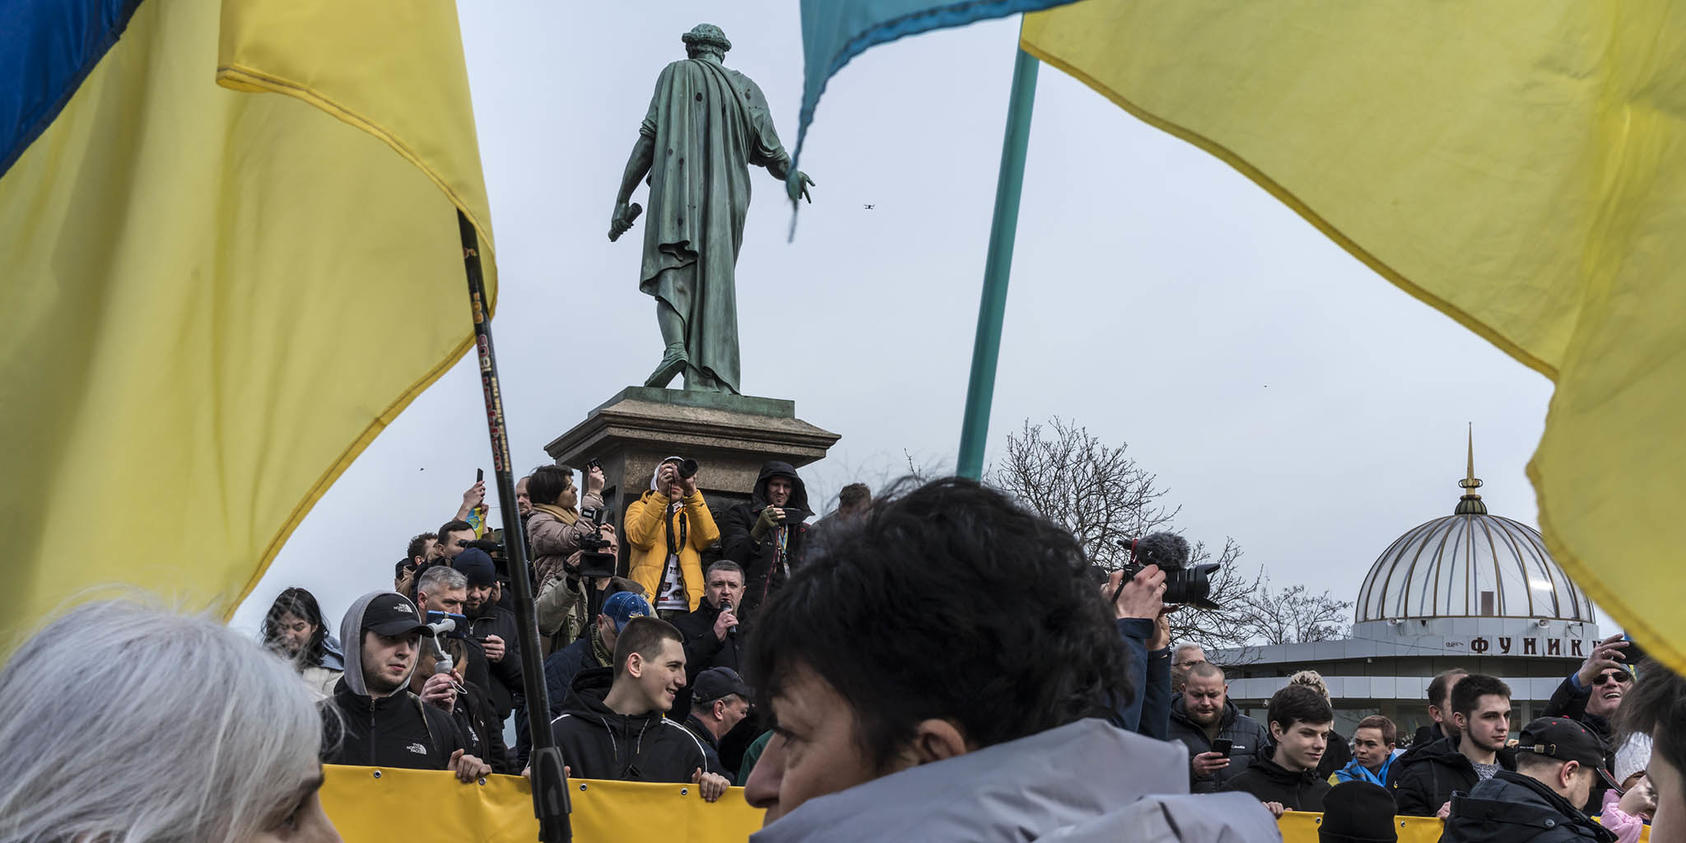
[988,417,1347,654]
[1235,578,1353,645]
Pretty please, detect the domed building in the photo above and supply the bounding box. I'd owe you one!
[1216,434,1601,738]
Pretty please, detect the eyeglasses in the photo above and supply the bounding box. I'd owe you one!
[1592,670,1631,686]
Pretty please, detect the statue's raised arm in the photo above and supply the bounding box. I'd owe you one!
[606,24,814,394]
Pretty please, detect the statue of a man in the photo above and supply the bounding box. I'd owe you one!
[609,24,814,395]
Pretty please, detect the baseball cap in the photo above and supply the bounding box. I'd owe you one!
[693,667,751,704]
[361,592,433,637]
[1517,717,1618,789]
[601,591,652,632]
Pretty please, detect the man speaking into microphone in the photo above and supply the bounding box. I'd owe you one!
[672,560,748,717]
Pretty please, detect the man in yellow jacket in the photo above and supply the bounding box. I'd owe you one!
[626,456,721,617]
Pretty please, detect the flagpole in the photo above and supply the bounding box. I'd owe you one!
[458,210,572,843]
[957,43,1039,480]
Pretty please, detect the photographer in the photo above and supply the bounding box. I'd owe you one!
[528,464,612,648]
[720,461,813,617]
[626,456,720,617]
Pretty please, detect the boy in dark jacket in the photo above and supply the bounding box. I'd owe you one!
[1223,684,1333,814]
[320,591,490,782]
[548,617,730,801]
[1388,673,1517,816]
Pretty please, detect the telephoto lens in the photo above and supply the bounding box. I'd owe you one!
[677,458,699,479]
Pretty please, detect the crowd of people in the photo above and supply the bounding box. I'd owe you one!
[1,457,1682,842]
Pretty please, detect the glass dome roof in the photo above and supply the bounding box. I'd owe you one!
[1353,435,1596,623]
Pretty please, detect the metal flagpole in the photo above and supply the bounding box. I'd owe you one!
[957,43,1039,480]
[458,210,571,842]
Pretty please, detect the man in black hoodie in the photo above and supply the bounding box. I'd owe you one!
[1389,673,1516,816]
[1442,717,1618,842]
[720,461,814,616]
[320,591,491,782]
[1223,684,1334,815]
[549,616,731,801]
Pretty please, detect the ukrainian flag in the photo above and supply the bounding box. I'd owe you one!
[0,0,494,648]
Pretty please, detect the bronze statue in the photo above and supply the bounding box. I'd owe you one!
[609,23,814,395]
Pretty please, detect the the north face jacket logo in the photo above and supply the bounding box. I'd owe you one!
[406,743,427,755]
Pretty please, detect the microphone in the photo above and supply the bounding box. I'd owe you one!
[720,599,736,639]
[1118,533,1191,570]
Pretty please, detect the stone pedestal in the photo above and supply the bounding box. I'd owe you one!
[544,387,840,575]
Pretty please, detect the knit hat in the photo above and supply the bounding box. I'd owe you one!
[451,547,497,588]
[1319,781,1397,843]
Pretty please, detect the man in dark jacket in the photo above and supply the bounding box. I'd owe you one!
[320,591,490,782]
[669,560,747,722]
[1389,673,1516,816]
[1543,634,1634,813]
[1167,663,1273,793]
[454,548,523,722]
[719,461,813,615]
[549,616,730,800]
[1224,685,1334,814]
[1442,717,1618,842]
[1397,667,1468,767]
[518,591,652,767]
[682,667,753,779]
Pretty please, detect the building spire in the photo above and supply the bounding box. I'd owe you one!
[1456,423,1487,515]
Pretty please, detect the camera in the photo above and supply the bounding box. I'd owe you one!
[1118,533,1222,609]
[574,504,617,580]
[676,458,699,480]
[584,457,603,472]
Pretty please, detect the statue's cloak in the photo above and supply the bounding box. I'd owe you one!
[638,59,788,394]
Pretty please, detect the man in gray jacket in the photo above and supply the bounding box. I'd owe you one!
[739,478,1277,842]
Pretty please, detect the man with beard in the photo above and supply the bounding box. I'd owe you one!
[721,462,814,616]
[548,617,731,800]
[1223,685,1334,815]
[1389,673,1516,817]
[320,591,491,782]
[454,548,523,723]
[1168,662,1273,793]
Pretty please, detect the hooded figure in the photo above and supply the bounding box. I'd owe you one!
[719,461,813,615]
[625,456,721,612]
[321,591,465,770]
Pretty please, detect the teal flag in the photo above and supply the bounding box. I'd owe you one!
[793,0,1079,186]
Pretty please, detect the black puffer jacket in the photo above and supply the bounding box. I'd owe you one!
[548,668,714,782]
[322,677,463,770]
[1221,755,1331,812]
[1387,734,1516,816]
[1166,696,1273,793]
[719,462,814,615]
[1442,771,1616,842]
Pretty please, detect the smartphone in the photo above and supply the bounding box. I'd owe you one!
[476,468,484,483]
[1211,739,1233,756]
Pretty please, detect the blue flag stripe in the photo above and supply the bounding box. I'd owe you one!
[0,0,144,178]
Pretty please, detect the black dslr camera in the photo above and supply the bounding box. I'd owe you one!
[1117,532,1222,609]
[574,496,617,580]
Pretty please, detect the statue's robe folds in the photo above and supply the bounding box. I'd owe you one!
[638,58,790,394]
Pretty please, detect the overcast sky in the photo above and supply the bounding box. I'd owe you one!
[231,2,1582,636]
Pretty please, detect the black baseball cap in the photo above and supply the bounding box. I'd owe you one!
[693,667,751,704]
[361,592,433,637]
[1517,717,1618,789]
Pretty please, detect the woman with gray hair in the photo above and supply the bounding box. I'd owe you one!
[0,600,339,841]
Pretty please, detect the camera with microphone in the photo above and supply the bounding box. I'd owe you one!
[1116,532,1222,609]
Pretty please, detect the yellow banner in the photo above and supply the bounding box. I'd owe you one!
[321,767,765,842]
[319,769,1646,842]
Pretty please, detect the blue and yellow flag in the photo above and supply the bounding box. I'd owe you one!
[1022,1,1686,673]
[0,0,494,648]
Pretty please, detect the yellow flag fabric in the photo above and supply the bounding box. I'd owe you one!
[320,767,766,842]
[0,0,493,647]
[1022,1,1686,672]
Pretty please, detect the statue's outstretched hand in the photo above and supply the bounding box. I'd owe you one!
[608,201,643,241]
[788,172,815,204]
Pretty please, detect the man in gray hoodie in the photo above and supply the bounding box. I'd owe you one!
[739,478,1278,842]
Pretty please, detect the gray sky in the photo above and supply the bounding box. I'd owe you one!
[232,2,1577,636]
